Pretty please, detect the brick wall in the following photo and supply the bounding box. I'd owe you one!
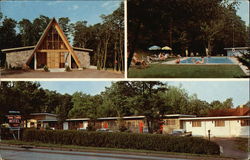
[162,118,181,134]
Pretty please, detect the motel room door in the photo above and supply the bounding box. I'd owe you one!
[63,122,69,130]
[47,52,65,68]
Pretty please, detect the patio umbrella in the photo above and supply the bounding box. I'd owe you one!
[148,45,161,50]
[161,46,172,50]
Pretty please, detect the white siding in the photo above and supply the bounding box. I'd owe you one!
[227,49,248,56]
[183,119,249,138]
[83,121,88,129]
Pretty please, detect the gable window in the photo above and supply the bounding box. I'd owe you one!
[192,121,201,127]
[215,120,225,127]
[241,120,250,126]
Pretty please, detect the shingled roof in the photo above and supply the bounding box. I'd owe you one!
[208,106,250,117]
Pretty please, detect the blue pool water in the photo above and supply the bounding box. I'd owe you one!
[180,57,234,64]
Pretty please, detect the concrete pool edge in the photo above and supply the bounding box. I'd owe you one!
[161,56,249,76]
[230,57,250,76]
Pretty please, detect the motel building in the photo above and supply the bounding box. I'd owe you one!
[23,106,250,138]
[180,116,249,137]
[180,106,250,138]
[1,18,93,70]
[23,113,58,129]
[62,114,195,134]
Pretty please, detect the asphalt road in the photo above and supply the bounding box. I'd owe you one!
[0,146,187,160]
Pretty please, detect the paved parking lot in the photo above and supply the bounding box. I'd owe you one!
[0,69,124,79]
[212,138,249,159]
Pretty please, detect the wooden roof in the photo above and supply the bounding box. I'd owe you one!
[25,18,81,67]
[207,106,250,117]
[1,46,93,53]
[1,46,35,52]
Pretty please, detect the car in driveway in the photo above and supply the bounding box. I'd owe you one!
[96,128,113,132]
[171,129,192,137]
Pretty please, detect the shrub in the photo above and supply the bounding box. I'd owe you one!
[65,65,71,72]
[0,128,26,140]
[23,129,220,155]
[43,65,49,72]
[237,50,250,70]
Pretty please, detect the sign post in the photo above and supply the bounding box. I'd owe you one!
[7,111,21,140]
[208,130,211,141]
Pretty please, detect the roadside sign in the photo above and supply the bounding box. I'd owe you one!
[6,111,21,140]
[7,115,21,128]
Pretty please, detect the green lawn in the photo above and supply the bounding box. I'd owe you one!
[128,64,246,78]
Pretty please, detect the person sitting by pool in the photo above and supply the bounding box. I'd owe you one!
[159,53,167,61]
[132,53,147,66]
[148,54,158,61]
[175,55,181,64]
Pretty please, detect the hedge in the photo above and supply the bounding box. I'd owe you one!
[0,128,25,140]
[23,129,220,155]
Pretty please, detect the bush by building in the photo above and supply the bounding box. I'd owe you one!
[23,129,220,155]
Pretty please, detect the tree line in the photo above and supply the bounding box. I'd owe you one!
[127,0,249,67]
[1,81,248,133]
[0,2,124,71]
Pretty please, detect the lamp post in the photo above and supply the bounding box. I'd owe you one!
[208,130,211,141]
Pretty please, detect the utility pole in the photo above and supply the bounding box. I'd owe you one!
[232,23,235,48]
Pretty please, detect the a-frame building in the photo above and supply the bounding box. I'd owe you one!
[2,18,92,70]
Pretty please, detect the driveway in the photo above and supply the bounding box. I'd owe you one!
[0,69,124,79]
[212,138,249,159]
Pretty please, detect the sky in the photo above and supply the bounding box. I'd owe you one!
[39,81,249,107]
[236,0,249,25]
[0,0,121,25]
[0,0,248,25]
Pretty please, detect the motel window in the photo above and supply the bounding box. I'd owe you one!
[192,121,201,127]
[30,122,35,128]
[135,121,138,127]
[131,121,135,127]
[241,120,250,126]
[127,122,131,128]
[166,119,176,125]
[215,120,225,127]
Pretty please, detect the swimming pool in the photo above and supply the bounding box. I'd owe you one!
[180,57,234,64]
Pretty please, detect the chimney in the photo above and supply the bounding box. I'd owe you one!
[239,105,244,116]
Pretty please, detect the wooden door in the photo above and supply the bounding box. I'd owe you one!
[60,52,65,68]
[37,52,47,68]
[47,52,60,68]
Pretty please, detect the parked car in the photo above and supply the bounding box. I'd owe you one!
[171,129,192,137]
[96,128,113,132]
[77,128,87,131]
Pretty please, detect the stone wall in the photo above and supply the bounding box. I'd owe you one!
[5,49,33,68]
[75,51,90,68]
